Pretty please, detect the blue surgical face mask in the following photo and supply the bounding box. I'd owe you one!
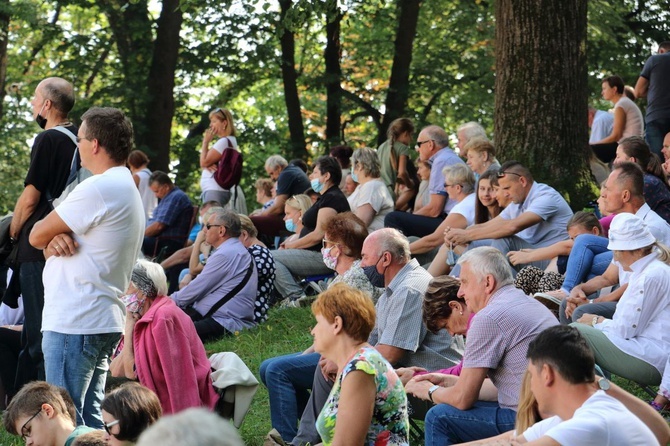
[362,255,386,288]
[311,178,324,193]
[285,219,297,232]
[351,171,359,183]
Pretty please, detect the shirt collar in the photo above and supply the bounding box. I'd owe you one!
[629,250,658,273]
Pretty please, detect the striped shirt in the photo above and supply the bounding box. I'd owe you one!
[463,284,558,410]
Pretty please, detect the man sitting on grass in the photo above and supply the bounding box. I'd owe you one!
[3,381,94,445]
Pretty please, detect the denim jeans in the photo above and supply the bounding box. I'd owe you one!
[425,401,517,446]
[259,352,320,442]
[560,234,611,293]
[559,298,618,324]
[43,331,121,428]
[645,118,670,158]
[15,261,46,390]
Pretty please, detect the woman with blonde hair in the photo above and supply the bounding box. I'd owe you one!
[281,194,312,244]
[199,107,238,205]
[348,148,394,230]
[464,138,499,179]
[312,283,409,445]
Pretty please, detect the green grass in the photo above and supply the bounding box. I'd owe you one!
[0,306,315,446]
[0,307,662,445]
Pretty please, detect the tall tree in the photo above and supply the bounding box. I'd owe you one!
[0,9,9,119]
[378,0,422,145]
[278,0,307,160]
[495,0,592,209]
[324,0,343,147]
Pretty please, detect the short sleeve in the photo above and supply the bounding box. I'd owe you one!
[376,286,424,351]
[354,181,386,213]
[640,56,653,79]
[394,141,411,158]
[524,189,561,221]
[56,180,107,235]
[521,417,562,442]
[428,166,448,197]
[462,313,507,370]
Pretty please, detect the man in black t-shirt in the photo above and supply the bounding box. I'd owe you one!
[8,77,77,393]
[251,155,310,243]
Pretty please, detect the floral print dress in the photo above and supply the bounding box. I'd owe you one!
[316,346,409,446]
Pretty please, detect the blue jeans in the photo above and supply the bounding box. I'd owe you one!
[645,118,670,158]
[43,331,121,428]
[560,234,611,293]
[259,352,320,442]
[15,261,46,389]
[425,401,517,446]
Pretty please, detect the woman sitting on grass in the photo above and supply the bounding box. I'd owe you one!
[312,283,409,445]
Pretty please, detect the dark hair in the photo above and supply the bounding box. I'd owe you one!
[128,150,150,169]
[3,381,71,435]
[81,107,135,164]
[71,430,107,446]
[387,118,414,147]
[475,170,503,224]
[289,158,308,173]
[149,170,173,187]
[329,146,354,169]
[659,41,670,52]
[619,136,670,189]
[567,211,602,235]
[527,325,595,384]
[422,276,464,334]
[498,160,534,183]
[314,156,342,189]
[101,382,162,442]
[602,75,625,95]
[613,161,644,199]
[322,212,368,259]
[41,77,75,115]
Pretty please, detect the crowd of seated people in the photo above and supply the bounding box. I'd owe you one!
[8,76,670,446]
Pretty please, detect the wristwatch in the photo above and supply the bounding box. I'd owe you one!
[597,376,611,391]
[591,316,599,327]
[428,384,440,403]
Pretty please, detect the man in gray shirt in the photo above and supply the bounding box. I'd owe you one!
[635,41,670,156]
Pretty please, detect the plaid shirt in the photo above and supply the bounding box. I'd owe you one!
[148,187,193,238]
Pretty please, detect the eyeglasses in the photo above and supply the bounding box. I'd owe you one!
[76,136,90,144]
[415,139,434,149]
[322,239,339,249]
[444,183,460,188]
[205,224,223,230]
[496,171,522,179]
[20,408,42,440]
[103,419,120,435]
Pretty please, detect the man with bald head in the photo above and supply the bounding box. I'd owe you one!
[9,77,78,393]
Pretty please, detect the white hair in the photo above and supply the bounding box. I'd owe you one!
[457,246,513,287]
[137,408,244,446]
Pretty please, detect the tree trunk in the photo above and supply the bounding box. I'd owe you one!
[143,0,183,172]
[0,10,9,119]
[495,0,592,209]
[324,0,343,149]
[278,0,307,160]
[377,0,422,145]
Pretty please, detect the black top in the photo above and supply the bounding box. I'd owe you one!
[18,125,78,262]
[276,164,311,197]
[300,186,350,251]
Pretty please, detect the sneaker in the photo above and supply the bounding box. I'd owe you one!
[534,292,562,317]
[278,298,300,309]
[295,294,316,308]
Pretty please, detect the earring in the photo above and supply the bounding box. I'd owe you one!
[459,311,463,315]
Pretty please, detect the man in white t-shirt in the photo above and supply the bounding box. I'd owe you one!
[520,325,659,445]
[445,160,573,271]
[29,107,144,428]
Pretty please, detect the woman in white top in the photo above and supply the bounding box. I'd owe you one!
[591,75,643,163]
[199,107,238,206]
[128,150,157,222]
[413,159,432,213]
[574,213,670,387]
[347,148,394,231]
[409,163,475,257]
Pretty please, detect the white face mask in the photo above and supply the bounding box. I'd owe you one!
[198,215,203,225]
[322,246,338,270]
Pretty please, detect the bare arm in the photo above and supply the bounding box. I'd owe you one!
[331,371,376,446]
[413,193,447,218]
[160,245,194,269]
[144,221,167,237]
[448,213,542,245]
[188,231,207,275]
[592,107,625,145]
[200,130,223,168]
[262,194,288,217]
[10,185,41,239]
[507,240,574,266]
[375,344,408,366]
[29,210,73,251]
[284,207,336,250]
[410,213,466,254]
[353,203,377,228]
[634,76,649,99]
[406,367,490,410]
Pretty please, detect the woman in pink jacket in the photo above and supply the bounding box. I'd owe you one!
[111,260,219,414]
